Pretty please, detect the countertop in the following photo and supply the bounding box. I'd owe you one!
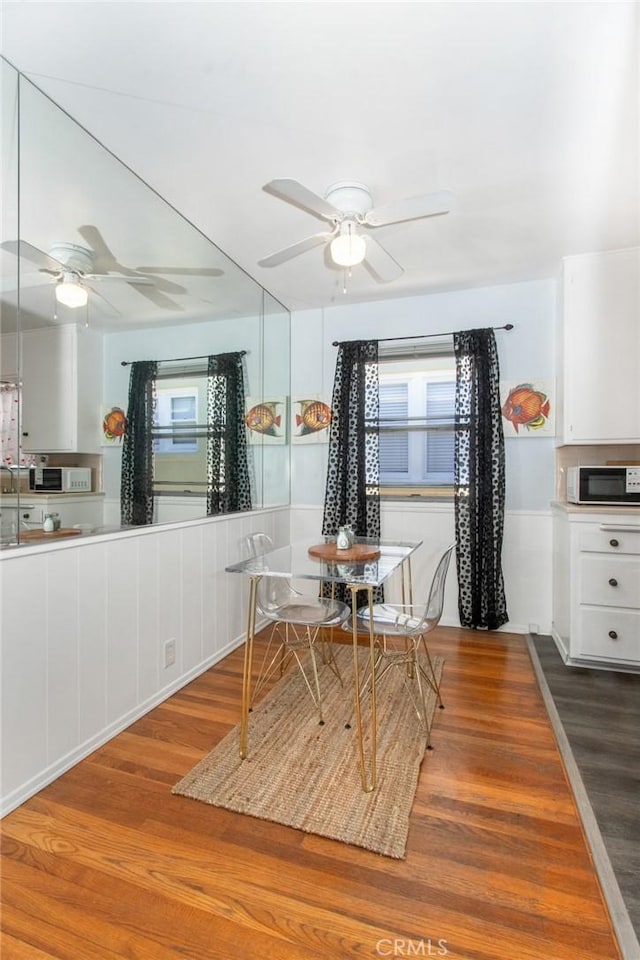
[551,500,640,518]
[0,492,104,501]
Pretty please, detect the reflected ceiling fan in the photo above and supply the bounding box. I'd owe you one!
[2,225,224,312]
[258,179,453,282]
[1,238,163,311]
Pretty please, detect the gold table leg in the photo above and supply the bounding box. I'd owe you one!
[350,583,377,793]
[240,574,260,760]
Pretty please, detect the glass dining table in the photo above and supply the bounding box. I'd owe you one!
[226,536,422,791]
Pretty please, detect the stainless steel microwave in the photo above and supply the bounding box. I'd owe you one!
[567,465,640,506]
[29,467,92,493]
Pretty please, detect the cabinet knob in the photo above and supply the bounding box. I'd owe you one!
[609,538,619,547]
[22,513,30,519]
[21,431,29,437]
[608,630,618,640]
[608,578,618,587]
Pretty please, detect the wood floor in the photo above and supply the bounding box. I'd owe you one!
[531,635,640,944]
[0,627,623,960]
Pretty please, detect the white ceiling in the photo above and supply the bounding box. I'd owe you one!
[2,0,639,315]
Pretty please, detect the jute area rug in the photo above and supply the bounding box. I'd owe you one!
[172,645,444,859]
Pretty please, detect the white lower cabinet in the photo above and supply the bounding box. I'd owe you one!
[0,494,103,536]
[38,495,104,530]
[552,505,640,670]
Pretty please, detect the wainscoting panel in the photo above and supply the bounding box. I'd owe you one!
[0,552,48,794]
[0,507,289,816]
[0,502,550,816]
[289,503,553,634]
[46,547,81,765]
[78,542,109,744]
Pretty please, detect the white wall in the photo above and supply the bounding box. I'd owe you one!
[0,506,289,816]
[290,278,557,633]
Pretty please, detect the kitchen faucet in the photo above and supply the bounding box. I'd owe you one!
[1,465,16,494]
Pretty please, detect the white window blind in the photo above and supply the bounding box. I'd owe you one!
[377,349,455,492]
[379,382,409,475]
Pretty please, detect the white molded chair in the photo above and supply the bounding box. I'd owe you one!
[243,533,350,723]
[350,542,455,746]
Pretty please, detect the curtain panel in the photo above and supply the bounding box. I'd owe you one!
[322,339,381,602]
[206,351,252,516]
[453,328,508,629]
[121,360,157,526]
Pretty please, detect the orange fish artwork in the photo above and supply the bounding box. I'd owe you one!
[295,399,332,436]
[245,402,282,437]
[102,407,128,442]
[501,384,550,434]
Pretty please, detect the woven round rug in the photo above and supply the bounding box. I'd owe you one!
[172,645,444,859]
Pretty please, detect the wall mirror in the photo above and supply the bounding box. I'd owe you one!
[0,60,290,541]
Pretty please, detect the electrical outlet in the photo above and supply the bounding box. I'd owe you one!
[163,638,176,668]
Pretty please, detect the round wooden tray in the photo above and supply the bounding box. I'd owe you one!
[308,542,380,562]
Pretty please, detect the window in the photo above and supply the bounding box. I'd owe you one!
[152,374,208,495]
[155,387,198,453]
[378,349,456,498]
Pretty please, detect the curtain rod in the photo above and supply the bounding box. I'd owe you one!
[120,350,247,366]
[331,323,513,347]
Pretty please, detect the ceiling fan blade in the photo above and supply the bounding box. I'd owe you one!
[130,283,184,311]
[258,232,334,268]
[77,224,121,272]
[1,239,64,273]
[85,274,156,286]
[134,265,224,278]
[77,227,186,294]
[84,283,122,315]
[263,179,340,222]
[364,189,453,227]
[362,235,404,283]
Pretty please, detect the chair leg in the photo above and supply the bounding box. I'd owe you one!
[410,644,433,749]
[287,627,324,724]
[250,623,288,705]
[420,635,444,709]
[318,625,344,687]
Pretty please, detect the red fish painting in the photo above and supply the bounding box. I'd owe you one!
[102,407,128,442]
[245,402,282,437]
[501,383,550,434]
[295,399,332,436]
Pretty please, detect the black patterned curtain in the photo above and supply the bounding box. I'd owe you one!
[322,340,381,602]
[453,328,508,629]
[206,352,252,516]
[121,360,157,526]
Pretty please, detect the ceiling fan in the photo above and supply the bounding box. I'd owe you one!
[258,179,453,282]
[1,238,162,311]
[2,226,223,313]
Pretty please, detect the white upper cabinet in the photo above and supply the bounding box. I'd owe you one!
[21,324,103,453]
[0,332,19,381]
[560,248,640,444]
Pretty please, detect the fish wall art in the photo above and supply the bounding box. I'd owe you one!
[101,405,128,445]
[292,396,333,444]
[244,397,287,444]
[500,379,555,437]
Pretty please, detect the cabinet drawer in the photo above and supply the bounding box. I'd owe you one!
[579,555,640,608]
[577,608,640,662]
[579,526,640,556]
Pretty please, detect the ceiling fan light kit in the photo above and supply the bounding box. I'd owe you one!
[258,177,452,284]
[55,273,88,308]
[330,222,366,267]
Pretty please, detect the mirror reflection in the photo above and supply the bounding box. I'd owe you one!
[0,62,290,544]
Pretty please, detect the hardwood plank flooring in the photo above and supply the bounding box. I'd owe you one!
[530,635,640,950]
[0,628,623,960]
